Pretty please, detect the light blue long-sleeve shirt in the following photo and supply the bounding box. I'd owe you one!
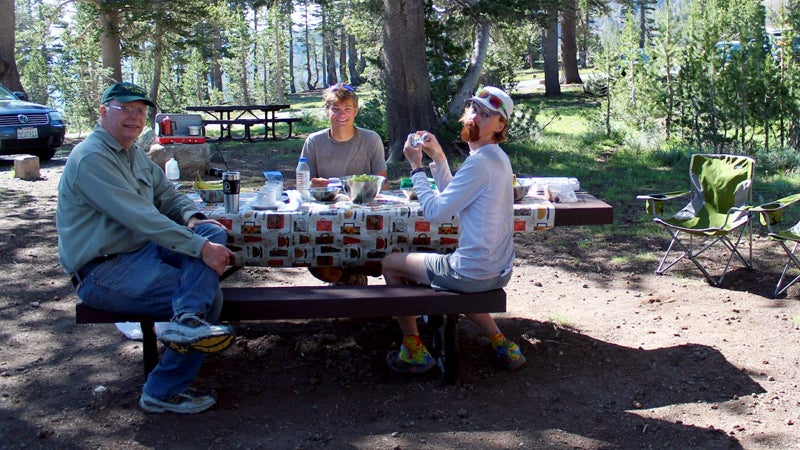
[412,143,515,280]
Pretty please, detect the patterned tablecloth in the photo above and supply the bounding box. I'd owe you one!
[201,191,554,269]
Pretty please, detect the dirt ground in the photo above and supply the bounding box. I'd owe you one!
[1,154,799,450]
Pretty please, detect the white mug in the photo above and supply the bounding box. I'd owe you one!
[255,189,277,206]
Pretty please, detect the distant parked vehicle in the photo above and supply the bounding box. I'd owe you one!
[715,40,742,63]
[0,84,66,161]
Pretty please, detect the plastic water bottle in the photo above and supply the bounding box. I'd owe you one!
[295,157,310,197]
[165,157,180,181]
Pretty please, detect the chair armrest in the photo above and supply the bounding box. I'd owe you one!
[635,190,690,201]
[749,193,800,229]
[636,190,690,215]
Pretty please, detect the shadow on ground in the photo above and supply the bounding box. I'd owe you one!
[8,310,759,449]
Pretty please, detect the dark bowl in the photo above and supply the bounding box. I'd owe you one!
[197,189,224,203]
[309,186,341,202]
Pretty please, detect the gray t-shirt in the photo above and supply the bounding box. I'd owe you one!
[300,127,387,179]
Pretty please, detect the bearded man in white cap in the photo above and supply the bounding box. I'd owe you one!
[381,86,526,374]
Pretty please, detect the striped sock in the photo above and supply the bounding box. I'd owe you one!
[400,334,430,364]
[490,332,506,347]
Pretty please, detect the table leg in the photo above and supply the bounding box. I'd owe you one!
[224,111,232,139]
[141,319,159,380]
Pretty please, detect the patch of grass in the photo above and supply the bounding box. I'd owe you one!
[545,314,572,328]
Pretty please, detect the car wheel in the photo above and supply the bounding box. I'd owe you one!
[35,147,57,162]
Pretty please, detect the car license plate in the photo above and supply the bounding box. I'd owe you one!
[17,127,38,139]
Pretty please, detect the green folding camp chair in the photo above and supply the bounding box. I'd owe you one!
[749,193,800,297]
[637,154,755,286]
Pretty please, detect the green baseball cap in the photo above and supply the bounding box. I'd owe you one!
[101,82,156,107]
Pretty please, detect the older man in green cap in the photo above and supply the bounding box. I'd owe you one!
[57,82,235,414]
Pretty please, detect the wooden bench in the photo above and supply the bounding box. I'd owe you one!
[270,117,302,139]
[201,119,262,140]
[75,285,506,384]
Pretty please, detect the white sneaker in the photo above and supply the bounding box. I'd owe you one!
[139,387,217,414]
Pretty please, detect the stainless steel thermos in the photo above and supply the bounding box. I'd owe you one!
[222,171,240,213]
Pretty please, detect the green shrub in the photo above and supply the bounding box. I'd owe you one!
[507,103,543,144]
[754,147,800,175]
[650,144,692,168]
[356,96,387,141]
[301,111,327,130]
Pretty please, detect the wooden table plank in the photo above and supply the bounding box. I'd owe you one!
[553,193,613,226]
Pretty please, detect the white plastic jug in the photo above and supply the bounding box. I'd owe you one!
[165,157,180,181]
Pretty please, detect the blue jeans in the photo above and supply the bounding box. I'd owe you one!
[76,223,227,400]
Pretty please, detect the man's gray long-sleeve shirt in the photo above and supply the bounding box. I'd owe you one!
[57,125,207,275]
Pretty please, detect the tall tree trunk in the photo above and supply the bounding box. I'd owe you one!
[639,1,647,48]
[560,0,582,84]
[347,34,359,85]
[338,28,347,83]
[211,25,224,93]
[447,20,490,118]
[304,3,314,90]
[541,8,561,96]
[321,8,334,86]
[149,0,165,114]
[241,52,250,104]
[382,0,439,162]
[256,7,267,103]
[274,9,285,103]
[289,17,296,94]
[662,0,674,140]
[0,0,23,92]
[324,29,337,85]
[580,6,590,68]
[211,60,223,93]
[99,6,122,83]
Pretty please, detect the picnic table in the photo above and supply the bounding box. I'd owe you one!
[185,104,300,140]
[199,190,613,269]
[77,189,614,382]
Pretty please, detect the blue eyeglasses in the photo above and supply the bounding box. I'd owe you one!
[328,83,355,92]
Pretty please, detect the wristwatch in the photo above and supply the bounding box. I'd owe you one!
[410,167,426,176]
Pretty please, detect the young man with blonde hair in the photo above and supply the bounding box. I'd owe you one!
[300,83,387,285]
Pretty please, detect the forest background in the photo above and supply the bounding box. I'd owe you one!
[3,3,800,446]
[1,0,800,166]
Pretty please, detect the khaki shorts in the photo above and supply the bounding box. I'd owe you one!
[424,254,511,293]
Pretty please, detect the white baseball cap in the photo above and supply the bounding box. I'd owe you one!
[467,86,513,120]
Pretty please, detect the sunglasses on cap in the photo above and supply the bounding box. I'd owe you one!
[328,83,355,92]
[476,89,507,115]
